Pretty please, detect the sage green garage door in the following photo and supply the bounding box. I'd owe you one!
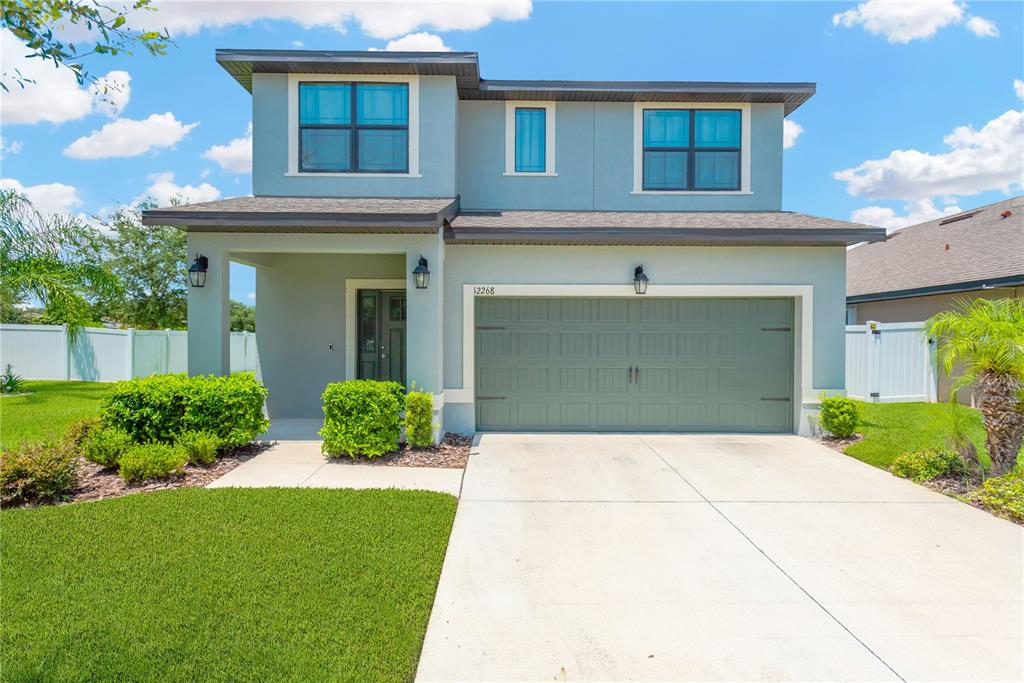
[474,297,793,432]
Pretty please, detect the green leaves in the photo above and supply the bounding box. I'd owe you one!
[404,391,434,447]
[926,298,1024,384]
[320,381,404,457]
[819,394,859,438]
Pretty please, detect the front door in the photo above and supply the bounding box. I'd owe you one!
[357,289,407,385]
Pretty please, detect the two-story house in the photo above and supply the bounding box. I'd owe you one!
[142,50,884,436]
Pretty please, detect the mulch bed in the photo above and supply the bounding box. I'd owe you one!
[327,433,473,469]
[814,433,864,453]
[67,442,270,505]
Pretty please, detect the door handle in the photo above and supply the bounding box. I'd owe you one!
[627,366,634,384]
[635,366,640,384]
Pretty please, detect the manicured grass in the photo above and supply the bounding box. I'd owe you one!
[1,381,110,448]
[1,488,458,682]
[843,400,990,469]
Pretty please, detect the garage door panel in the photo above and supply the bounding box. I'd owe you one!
[474,297,792,432]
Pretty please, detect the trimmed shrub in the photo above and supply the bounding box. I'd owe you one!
[404,390,434,448]
[320,380,404,457]
[118,443,188,482]
[83,427,134,468]
[63,417,101,450]
[818,395,859,438]
[176,430,222,465]
[1,442,78,506]
[890,449,966,482]
[971,471,1024,522]
[100,373,269,447]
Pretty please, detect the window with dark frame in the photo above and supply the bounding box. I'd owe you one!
[299,82,409,173]
[642,108,741,191]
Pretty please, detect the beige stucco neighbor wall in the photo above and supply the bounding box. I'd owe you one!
[852,287,1023,402]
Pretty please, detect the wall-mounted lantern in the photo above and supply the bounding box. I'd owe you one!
[633,264,649,295]
[413,256,430,289]
[187,254,209,288]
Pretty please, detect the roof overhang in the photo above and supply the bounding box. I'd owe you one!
[847,274,1024,304]
[215,49,815,115]
[445,226,882,247]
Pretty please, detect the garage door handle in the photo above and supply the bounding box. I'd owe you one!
[760,397,790,402]
[477,396,506,400]
[627,366,633,383]
[476,326,506,330]
[761,327,791,332]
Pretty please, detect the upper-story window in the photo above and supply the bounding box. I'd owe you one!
[299,82,409,173]
[504,101,556,176]
[641,108,742,191]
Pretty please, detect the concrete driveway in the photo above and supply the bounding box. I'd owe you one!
[417,434,1022,682]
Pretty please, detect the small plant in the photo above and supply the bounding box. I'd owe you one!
[818,394,859,438]
[889,449,966,482]
[945,392,986,479]
[62,417,101,450]
[83,426,134,469]
[176,430,222,465]
[0,442,79,506]
[320,380,405,457]
[404,389,434,448]
[118,443,188,482]
[0,364,26,395]
[969,470,1024,522]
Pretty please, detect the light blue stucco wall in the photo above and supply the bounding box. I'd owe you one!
[252,74,458,198]
[456,101,784,211]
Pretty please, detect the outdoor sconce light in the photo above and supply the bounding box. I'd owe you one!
[633,264,649,295]
[187,254,209,288]
[413,256,430,289]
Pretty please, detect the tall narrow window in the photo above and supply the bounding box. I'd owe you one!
[299,82,408,173]
[515,107,546,173]
[642,108,741,191]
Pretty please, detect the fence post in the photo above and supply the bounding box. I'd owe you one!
[866,321,880,402]
[62,325,71,380]
[164,329,172,374]
[126,328,135,380]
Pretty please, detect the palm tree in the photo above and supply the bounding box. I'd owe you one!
[927,298,1024,475]
[0,189,119,339]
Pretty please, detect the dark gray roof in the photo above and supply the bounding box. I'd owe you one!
[142,196,459,232]
[847,196,1024,302]
[215,50,815,115]
[448,210,883,246]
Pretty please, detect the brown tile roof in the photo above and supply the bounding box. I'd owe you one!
[846,196,1024,301]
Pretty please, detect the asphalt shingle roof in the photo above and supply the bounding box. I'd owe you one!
[846,196,1024,300]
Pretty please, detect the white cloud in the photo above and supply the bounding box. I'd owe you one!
[851,198,963,232]
[1015,79,1024,100]
[383,32,451,51]
[136,172,220,207]
[63,113,199,160]
[832,0,997,43]
[202,122,253,173]
[144,0,531,39]
[0,30,132,125]
[292,40,304,47]
[247,292,256,301]
[965,15,998,37]
[0,178,82,215]
[0,136,22,157]
[833,96,1024,201]
[783,120,804,149]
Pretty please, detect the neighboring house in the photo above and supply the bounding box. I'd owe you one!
[846,195,1024,401]
[142,50,884,436]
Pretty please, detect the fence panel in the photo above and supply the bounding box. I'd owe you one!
[845,321,936,403]
[0,324,257,381]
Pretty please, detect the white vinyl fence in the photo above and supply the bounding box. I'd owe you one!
[0,324,258,382]
[845,321,936,403]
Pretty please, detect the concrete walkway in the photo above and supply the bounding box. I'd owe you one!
[207,440,463,496]
[417,433,1023,682]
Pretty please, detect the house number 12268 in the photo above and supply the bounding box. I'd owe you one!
[474,286,496,295]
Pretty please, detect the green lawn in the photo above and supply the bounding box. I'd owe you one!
[844,400,990,469]
[1,380,110,448]
[1,487,457,682]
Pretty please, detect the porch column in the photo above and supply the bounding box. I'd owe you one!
[405,238,444,396]
[186,235,230,376]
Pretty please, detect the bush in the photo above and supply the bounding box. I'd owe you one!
[118,443,188,482]
[0,363,26,394]
[100,373,269,447]
[63,417,101,450]
[0,442,78,506]
[971,471,1024,522]
[82,427,134,468]
[176,430,222,465]
[819,394,859,438]
[320,380,404,457]
[404,390,434,448]
[889,449,966,482]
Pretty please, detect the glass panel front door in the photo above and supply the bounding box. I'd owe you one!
[357,289,406,385]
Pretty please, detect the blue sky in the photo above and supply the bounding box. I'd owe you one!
[1,0,1021,303]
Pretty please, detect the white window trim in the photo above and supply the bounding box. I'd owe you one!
[446,283,815,434]
[287,73,421,178]
[343,278,406,380]
[631,101,751,194]
[504,101,557,176]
